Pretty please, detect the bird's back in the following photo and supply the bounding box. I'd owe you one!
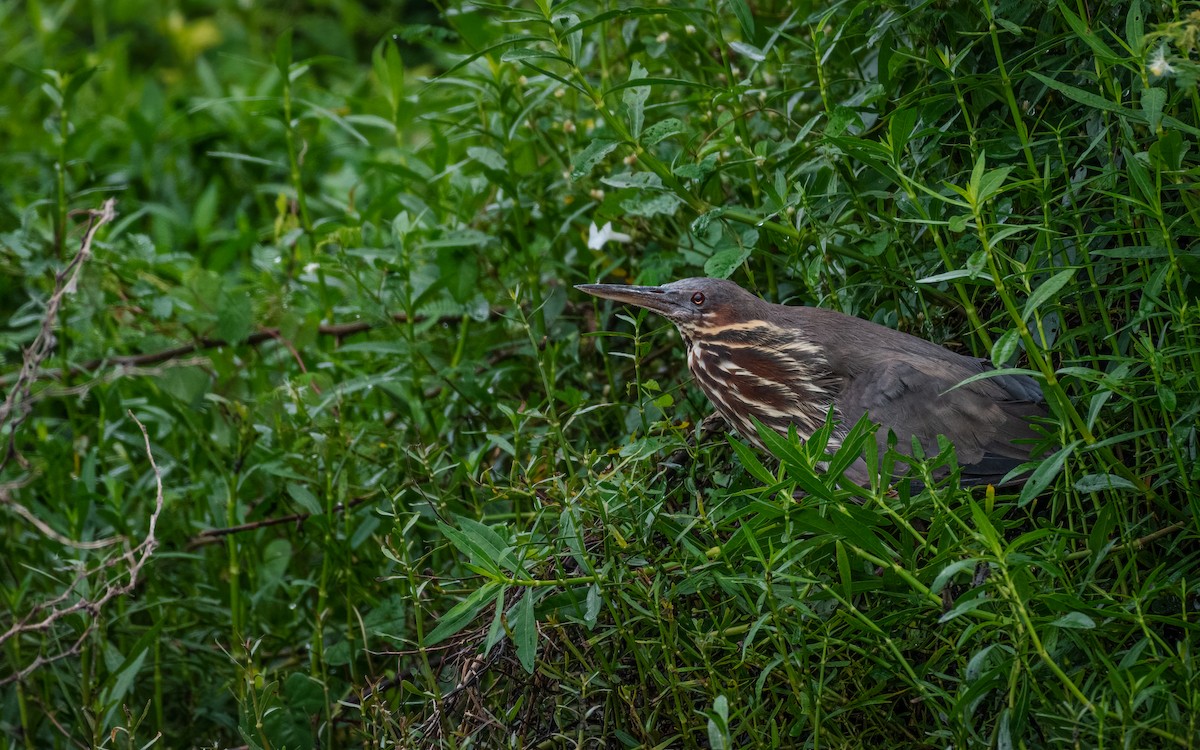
[703,301,1046,486]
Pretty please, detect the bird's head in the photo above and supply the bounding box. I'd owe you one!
[576,277,761,337]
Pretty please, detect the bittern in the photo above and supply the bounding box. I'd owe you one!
[577,278,1046,487]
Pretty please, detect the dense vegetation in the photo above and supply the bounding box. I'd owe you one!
[2,0,1198,746]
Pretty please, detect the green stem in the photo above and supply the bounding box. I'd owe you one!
[969,198,1158,504]
[981,0,1038,178]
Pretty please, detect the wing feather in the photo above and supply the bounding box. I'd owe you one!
[839,355,1045,485]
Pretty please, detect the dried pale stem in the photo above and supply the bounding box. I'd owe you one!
[0,198,116,469]
[0,411,164,686]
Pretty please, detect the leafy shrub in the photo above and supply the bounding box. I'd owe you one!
[1,0,1197,747]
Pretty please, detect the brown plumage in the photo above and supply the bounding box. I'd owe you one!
[578,277,1047,487]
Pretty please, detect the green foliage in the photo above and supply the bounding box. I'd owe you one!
[2,0,1199,747]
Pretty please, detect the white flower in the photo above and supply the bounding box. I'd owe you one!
[1149,45,1174,77]
[303,262,319,274]
[587,221,632,250]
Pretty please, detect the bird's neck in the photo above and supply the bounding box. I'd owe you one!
[678,320,842,447]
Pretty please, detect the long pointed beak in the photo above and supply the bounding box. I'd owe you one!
[575,283,678,316]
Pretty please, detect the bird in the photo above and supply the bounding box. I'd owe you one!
[577,277,1047,488]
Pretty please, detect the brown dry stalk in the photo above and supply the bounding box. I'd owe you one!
[0,411,165,686]
[0,199,115,470]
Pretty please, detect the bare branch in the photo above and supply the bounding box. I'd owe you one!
[0,199,116,470]
[186,494,374,549]
[0,300,585,388]
[0,410,165,686]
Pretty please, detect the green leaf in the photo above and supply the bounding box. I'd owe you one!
[930,558,982,595]
[511,590,538,673]
[601,172,662,189]
[158,366,211,405]
[622,60,650,140]
[571,139,619,178]
[835,540,852,600]
[676,154,719,181]
[1031,72,1200,137]
[1141,87,1166,133]
[917,268,974,284]
[620,192,682,218]
[729,41,765,62]
[1125,1,1145,46]
[728,437,776,485]
[274,29,293,77]
[423,228,494,249]
[1022,269,1075,322]
[1073,473,1137,493]
[500,47,571,65]
[826,105,861,138]
[968,500,1003,550]
[255,539,293,599]
[863,230,890,257]
[585,584,601,628]
[287,482,323,515]
[468,145,507,172]
[559,6,697,37]
[753,420,835,502]
[437,247,478,304]
[1124,148,1157,208]
[62,66,98,105]
[991,329,1020,367]
[1159,386,1177,412]
[559,506,592,576]
[284,673,326,713]
[727,0,756,42]
[216,290,253,344]
[888,109,918,159]
[831,504,892,560]
[969,152,987,198]
[1018,441,1080,506]
[100,622,162,707]
[1050,612,1096,629]
[825,412,875,481]
[704,245,752,279]
[425,582,505,646]
[485,587,506,655]
[975,166,1013,204]
[437,518,517,577]
[373,38,406,110]
[641,117,685,146]
[1056,0,1121,63]
[939,594,992,623]
[706,694,731,749]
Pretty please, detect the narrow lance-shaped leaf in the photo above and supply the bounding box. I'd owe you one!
[1022,269,1076,322]
[511,589,538,673]
[425,582,505,646]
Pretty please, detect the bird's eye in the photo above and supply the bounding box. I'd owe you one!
[691,292,706,306]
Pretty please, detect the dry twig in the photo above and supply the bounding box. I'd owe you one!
[0,198,115,470]
[0,410,165,686]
